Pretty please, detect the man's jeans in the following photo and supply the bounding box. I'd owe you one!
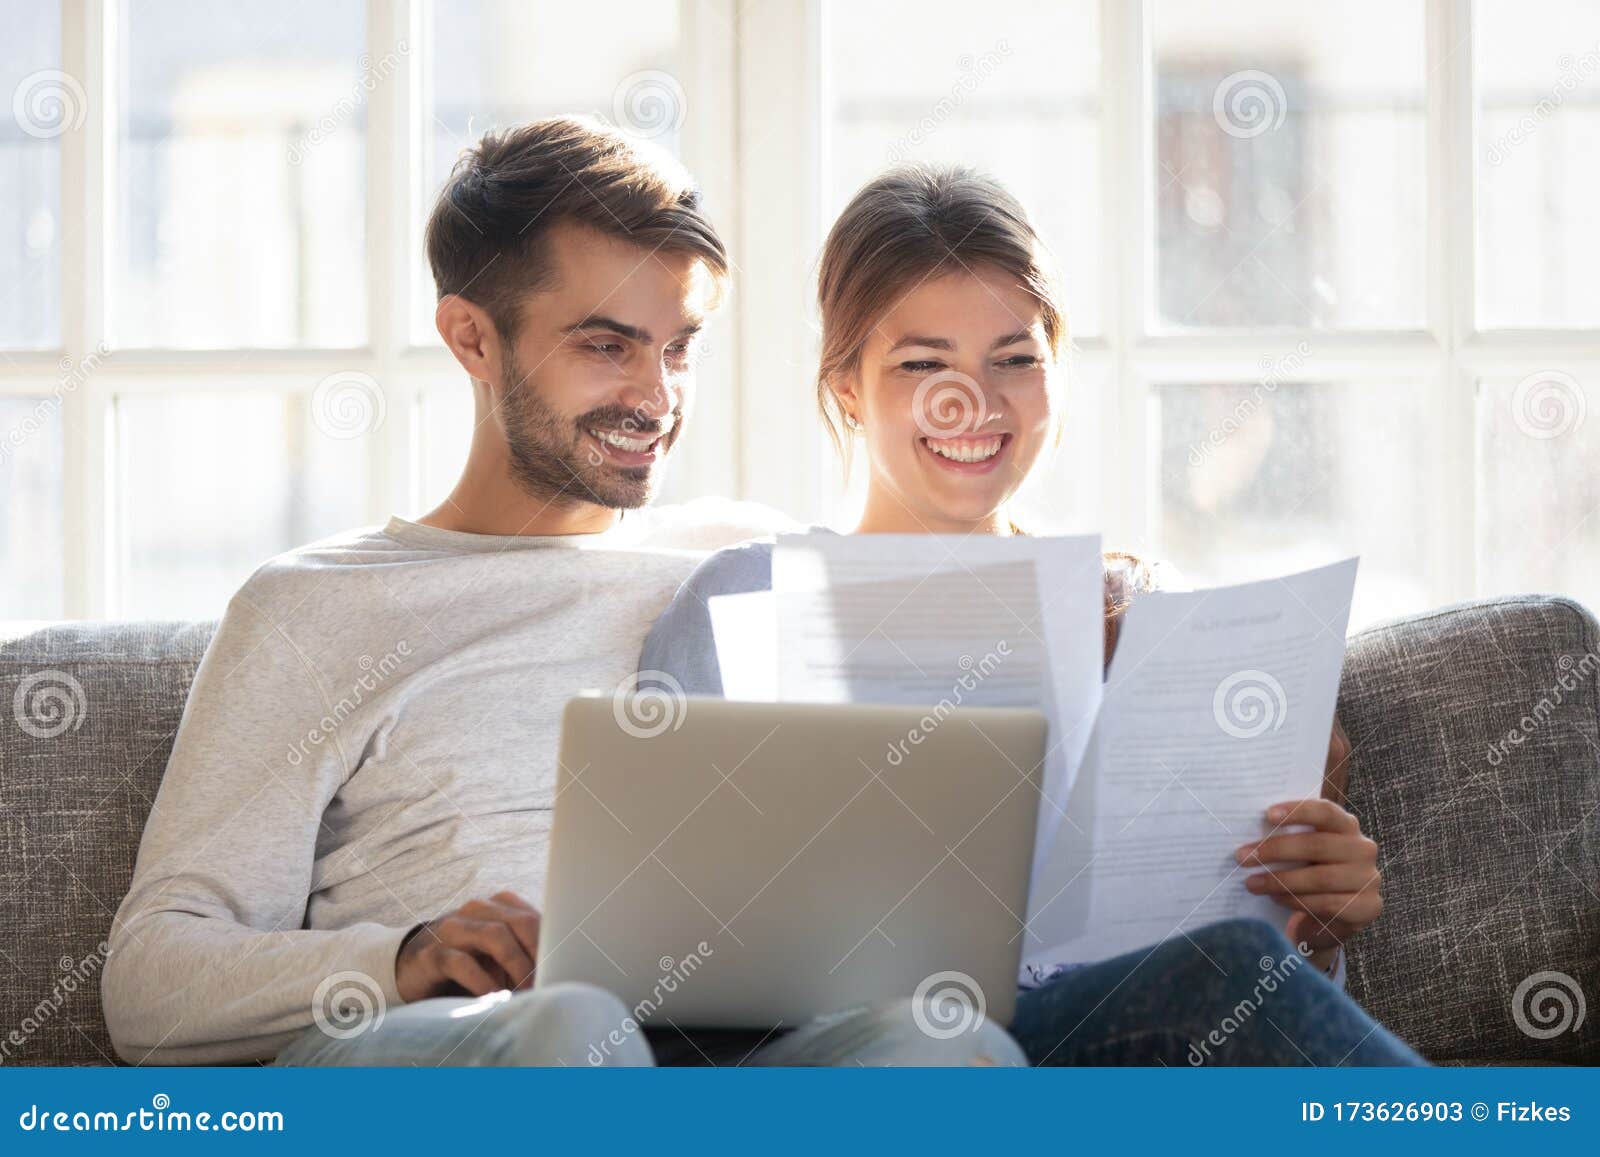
[275,919,1424,1067]
[274,986,1024,1067]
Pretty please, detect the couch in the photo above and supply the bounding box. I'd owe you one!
[2,596,1597,1065]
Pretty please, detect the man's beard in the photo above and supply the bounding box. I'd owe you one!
[498,347,677,511]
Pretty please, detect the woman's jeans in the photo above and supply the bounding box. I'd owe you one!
[275,918,1424,1067]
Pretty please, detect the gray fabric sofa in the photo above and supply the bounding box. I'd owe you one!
[2,597,1597,1066]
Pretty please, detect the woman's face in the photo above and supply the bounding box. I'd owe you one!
[837,267,1058,533]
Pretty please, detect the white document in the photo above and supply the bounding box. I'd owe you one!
[765,532,1105,879]
[707,590,778,701]
[1023,558,1359,969]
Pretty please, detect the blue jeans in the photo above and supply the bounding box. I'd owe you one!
[1011,918,1426,1066]
[275,919,1423,1067]
[273,983,1025,1067]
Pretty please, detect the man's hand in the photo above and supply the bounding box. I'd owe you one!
[1235,799,1382,953]
[394,891,542,1003]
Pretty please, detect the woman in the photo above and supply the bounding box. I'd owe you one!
[640,164,1414,1066]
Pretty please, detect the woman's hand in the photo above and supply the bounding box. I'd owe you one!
[1234,798,1382,953]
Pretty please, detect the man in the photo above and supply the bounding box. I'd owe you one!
[101,117,1021,1067]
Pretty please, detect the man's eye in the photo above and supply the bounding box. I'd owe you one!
[900,360,944,374]
[588,342,624,356]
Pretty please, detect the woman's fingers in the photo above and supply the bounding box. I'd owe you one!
[1236,830,1377,866]
[1244,863,1375,896]
[1260,883,1380,916]
[1263,798,1361,833]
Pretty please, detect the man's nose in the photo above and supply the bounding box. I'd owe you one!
[621,367,680,420]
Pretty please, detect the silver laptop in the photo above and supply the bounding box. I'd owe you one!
[536,694,1047,1029]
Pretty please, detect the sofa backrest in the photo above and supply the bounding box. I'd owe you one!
[1339,595,1599,1064]
[1,621,215,1066]
[1,597,1597,1065]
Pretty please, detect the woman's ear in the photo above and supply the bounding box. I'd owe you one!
[827,371,864,430]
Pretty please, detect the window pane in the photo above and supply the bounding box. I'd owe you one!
[0,395,65,617]
[417,386,473,508]
[1477,0,1600,329]
[1152,0,1426,330]
[1478,372,1599,609]
[116,1,368,348]
[826,0,1102,336]
[1155,379,1432,629]
[417,0,683,342]
[0,0,63,349]
[116,390,366,618]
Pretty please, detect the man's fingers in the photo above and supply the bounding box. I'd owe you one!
[490,890,538,913]
[437,918,535,989]
[434,947,502,997]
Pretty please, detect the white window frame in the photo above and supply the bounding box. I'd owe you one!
[4,0,1598,620]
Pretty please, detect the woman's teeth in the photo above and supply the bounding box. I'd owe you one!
[924,434,1005,463]
[589,427,658,453]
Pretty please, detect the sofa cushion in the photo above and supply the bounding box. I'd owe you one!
[1340,595,1600,1064]
[0,621,216,1066]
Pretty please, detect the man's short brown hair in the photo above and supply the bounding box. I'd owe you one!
[425,116,728,340]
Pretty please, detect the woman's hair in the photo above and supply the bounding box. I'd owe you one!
[813,163,1068,457]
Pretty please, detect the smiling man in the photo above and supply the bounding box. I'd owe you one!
[100,118,1022,1068]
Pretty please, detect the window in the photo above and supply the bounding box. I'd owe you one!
[5,0,1600,629]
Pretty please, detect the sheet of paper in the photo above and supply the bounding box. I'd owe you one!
[707,590,778,701]
[767,533,1104,882]
[1023,558,1359,969]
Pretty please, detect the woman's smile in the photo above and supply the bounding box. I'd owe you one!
[920,431,1012,475]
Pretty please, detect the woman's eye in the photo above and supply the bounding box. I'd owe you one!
[900,360,945,374]
[998,355,1040,368]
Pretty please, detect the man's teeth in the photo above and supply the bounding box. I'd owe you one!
[589,428,658,453]
[925,434,1004,463]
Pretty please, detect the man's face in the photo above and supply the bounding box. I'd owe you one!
[496,219,716,510]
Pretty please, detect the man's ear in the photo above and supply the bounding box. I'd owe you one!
[436,295,502,386]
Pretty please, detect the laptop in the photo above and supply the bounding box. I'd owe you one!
[535,694,1047,1028]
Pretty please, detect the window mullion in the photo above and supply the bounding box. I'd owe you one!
[59,0,112,618]
[1430,0,1478,605]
